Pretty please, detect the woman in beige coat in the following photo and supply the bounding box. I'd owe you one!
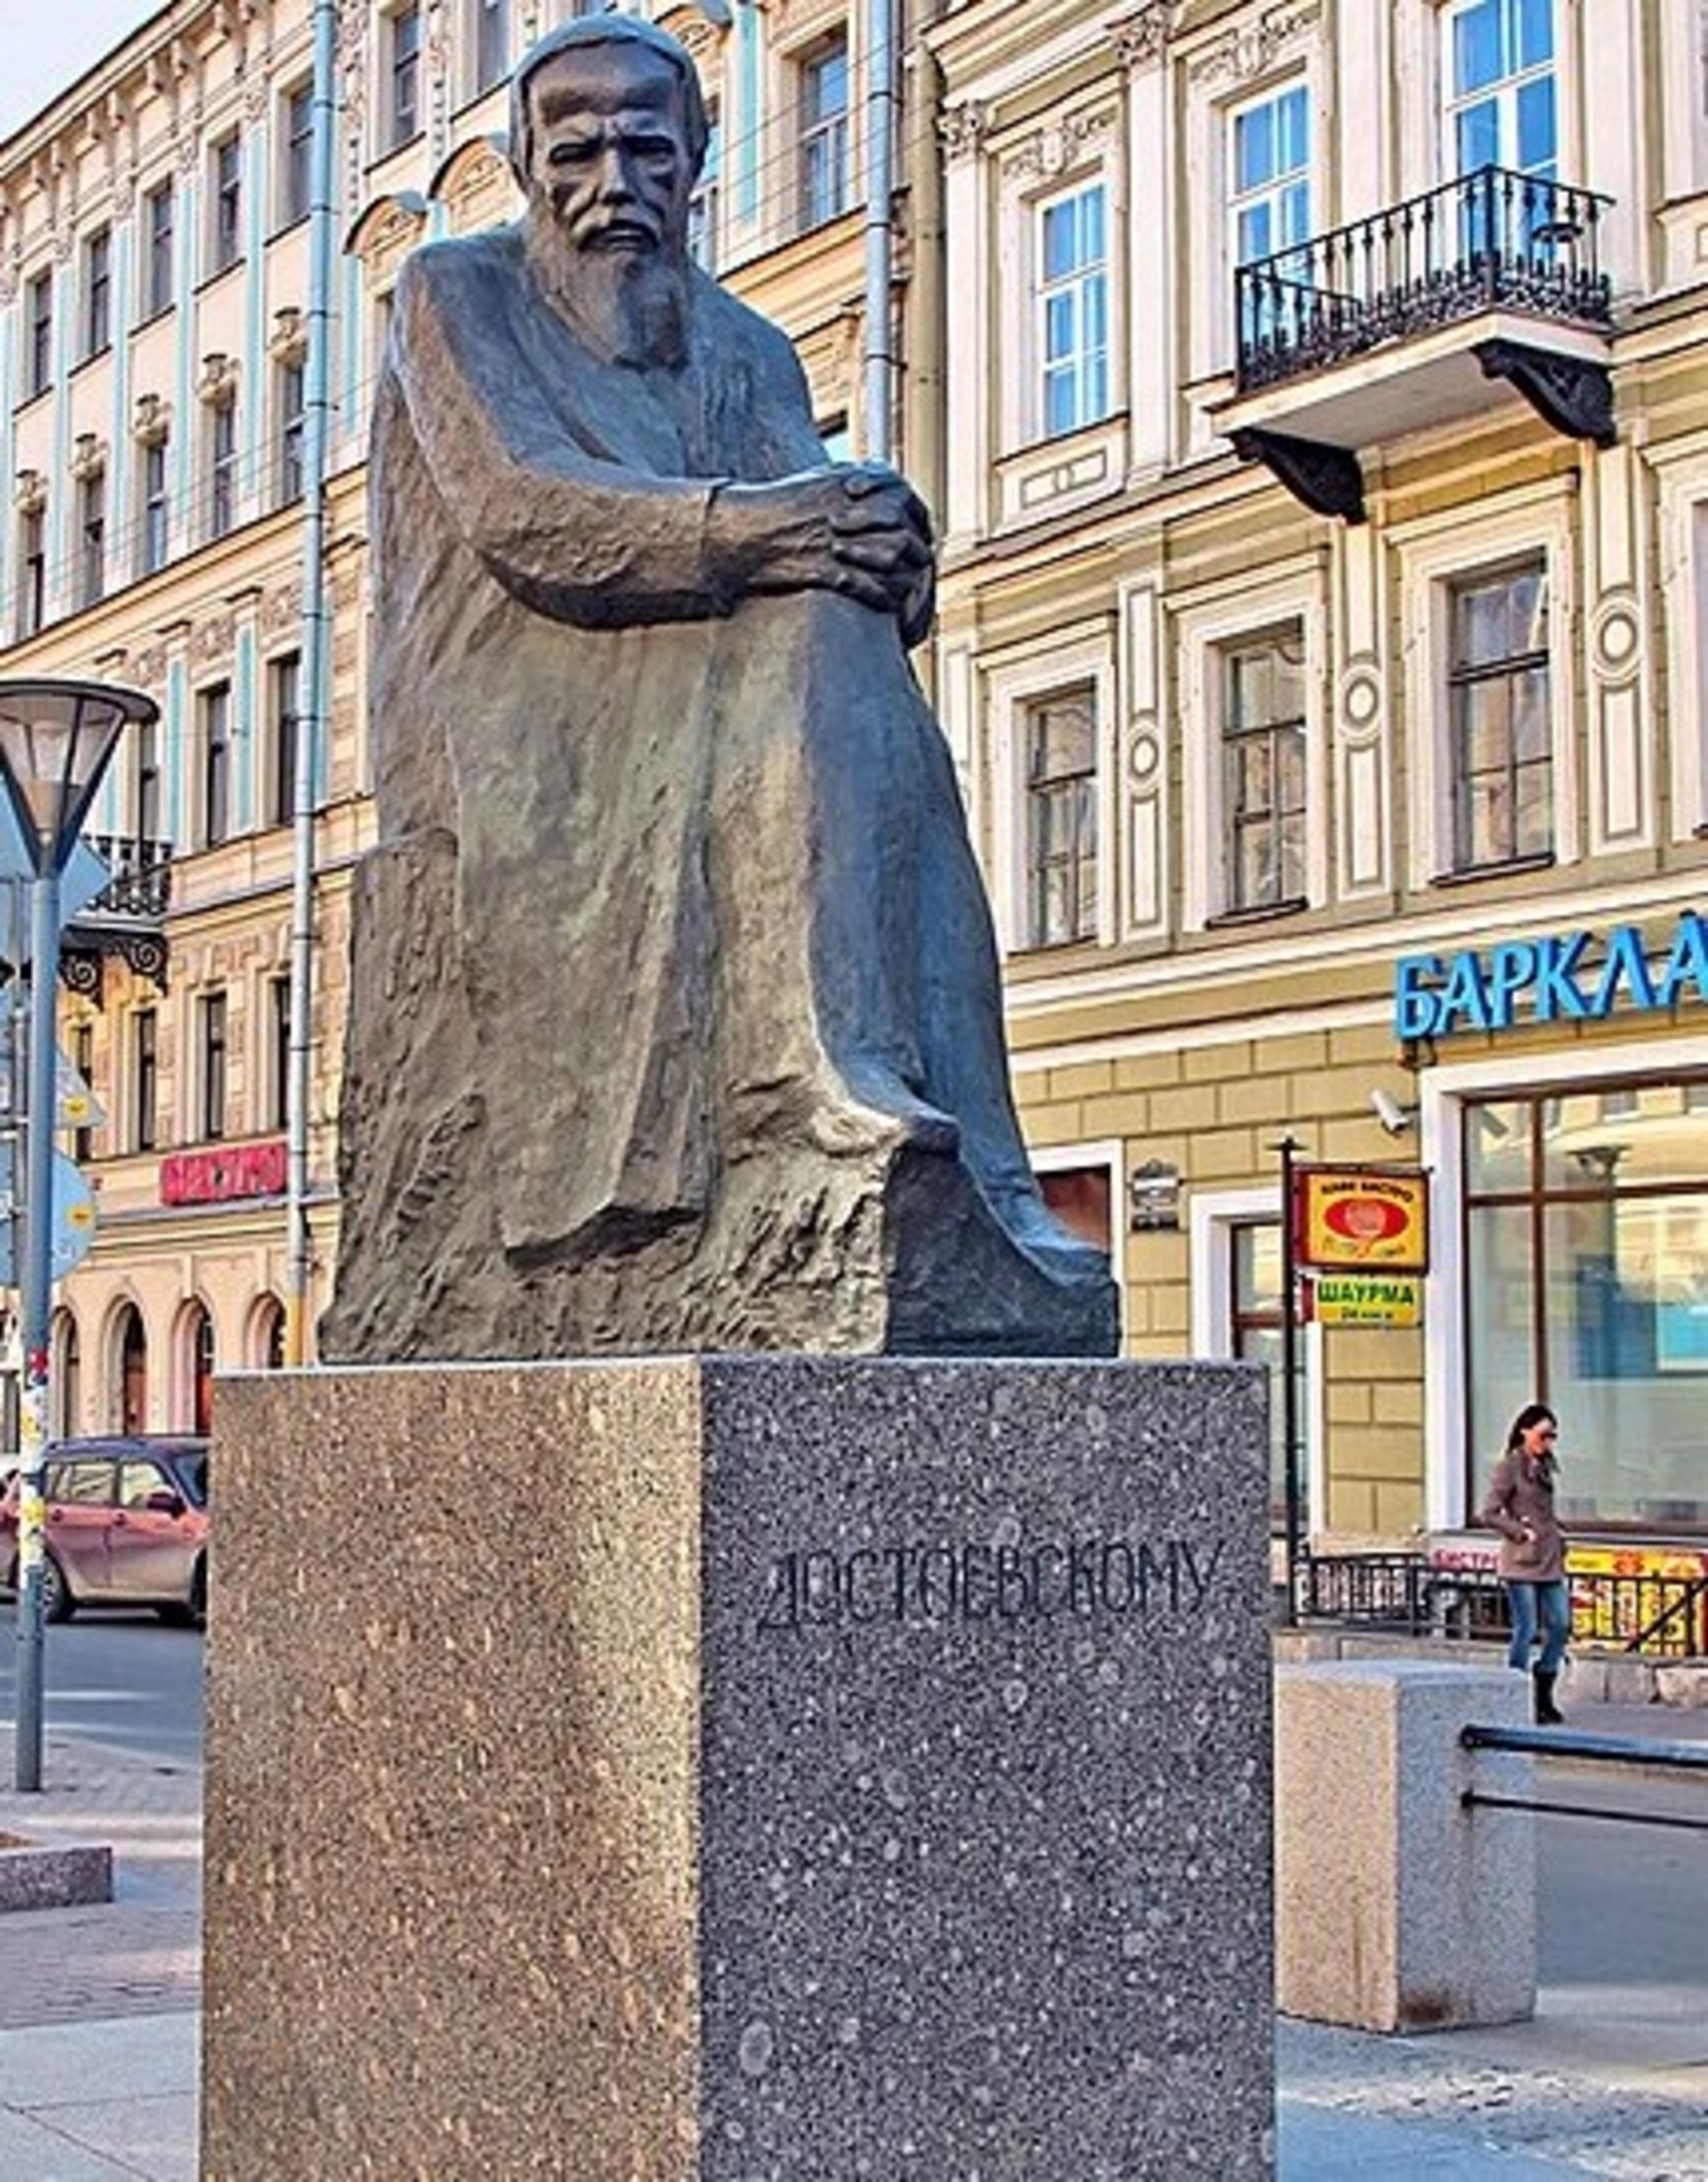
[1481,1402,1569,1722]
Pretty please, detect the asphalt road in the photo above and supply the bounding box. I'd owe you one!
[0,1607,204,1766]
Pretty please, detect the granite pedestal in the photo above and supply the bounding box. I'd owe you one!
[203,1357,1273,2179]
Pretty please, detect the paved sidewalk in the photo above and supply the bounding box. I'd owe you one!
[0,1728,199,2181]
[0,1701,1703,2178]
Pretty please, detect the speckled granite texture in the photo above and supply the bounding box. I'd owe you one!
[203,1357,1273,2180]
[1275,1661,1535,2033]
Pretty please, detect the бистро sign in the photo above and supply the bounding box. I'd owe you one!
[1395,910,1708,1041]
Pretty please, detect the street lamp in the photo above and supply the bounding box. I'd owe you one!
[0,678,155,1793]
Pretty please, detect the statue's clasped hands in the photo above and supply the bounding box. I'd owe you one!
[708,463,937,644]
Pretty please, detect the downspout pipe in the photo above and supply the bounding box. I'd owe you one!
[862,0,899,464]
[284,0,338,1366]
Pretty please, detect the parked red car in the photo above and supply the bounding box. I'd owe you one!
[1,1436,209,1626]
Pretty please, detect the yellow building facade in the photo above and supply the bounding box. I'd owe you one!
[929,0,1708,1563]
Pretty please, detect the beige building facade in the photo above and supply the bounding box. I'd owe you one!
[929,0,1708,1563]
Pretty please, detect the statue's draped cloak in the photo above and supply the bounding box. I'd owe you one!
[373,229,1042,1267]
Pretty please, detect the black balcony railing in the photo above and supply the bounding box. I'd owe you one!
[1235,165,1613,395]
[83,833,173,921]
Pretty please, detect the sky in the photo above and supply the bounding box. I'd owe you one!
[3,0,164,143]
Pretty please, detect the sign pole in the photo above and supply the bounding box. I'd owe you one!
[1275,1134,1304,1627]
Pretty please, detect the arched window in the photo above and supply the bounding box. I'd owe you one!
[51,1310,81,1439]
[252,1294,287,1370]
[114,1304,147,1434]
[184,1303,215,1435]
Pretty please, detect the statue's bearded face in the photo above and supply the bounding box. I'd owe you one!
[524,46,694,261]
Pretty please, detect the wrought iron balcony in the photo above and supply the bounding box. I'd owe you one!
[1235,165,1613,395]
[59,833,173,999]
[84,834,174,921]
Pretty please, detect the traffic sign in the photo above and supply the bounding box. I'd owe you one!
[0,1146,98,1285]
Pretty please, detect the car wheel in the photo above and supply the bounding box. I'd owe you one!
[39,1551,73,1624]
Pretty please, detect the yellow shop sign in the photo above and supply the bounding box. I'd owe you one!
[1310,1274,1423,1327]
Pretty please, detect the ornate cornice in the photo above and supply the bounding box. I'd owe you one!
[268,305,309,366]
[939,100,990,162]
[198,352,240,407]
[133,391,172,446]
[70,431,109,482]
[1006,108,1113,182]
[14,469,47,516]
[1187,0,1318,86]
[1113,2,1174,68]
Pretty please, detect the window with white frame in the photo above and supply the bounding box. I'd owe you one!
[199,682,232,847]
[209,134,243,273]
[81,227,112,359]
[76,469,106,611]
[472,0,510,98]
[25,269,53,399]
[142,181,175,318]
[281,82,314,226]
[388,5,422,150]
[276,358,306,505]
[198,990,228,1141]
[208,399,237,540]
[797,35,850,230]
[1037,181,1109,440]
[1222,627,1307,913]
[1229,81,1311,353]
[1447,558,1551,871]
[268,650,301,827]
[689,98,722,271]
[133,709,162,842]
[138,438,169,577]
[17,506,45,636]
[1023,685,1098,948]
[1444,0,1556,177]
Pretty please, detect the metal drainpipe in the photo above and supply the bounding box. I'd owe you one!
[283,0,338,1367]
[863,0,899,464]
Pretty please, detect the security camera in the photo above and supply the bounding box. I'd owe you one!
[1370,1088,1414,1137]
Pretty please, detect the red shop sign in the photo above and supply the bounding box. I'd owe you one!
[159,1141,288,1206]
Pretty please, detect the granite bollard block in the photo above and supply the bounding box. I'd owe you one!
[203,1357,1273,2179]
[1274,1660,1535,2033]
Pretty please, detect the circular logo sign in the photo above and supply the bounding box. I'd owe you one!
[1325,1197,1408,1243]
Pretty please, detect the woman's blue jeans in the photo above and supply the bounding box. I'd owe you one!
[1506,1579,1570,1672]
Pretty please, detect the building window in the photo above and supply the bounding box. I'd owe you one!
[1037,181,1109,439]
[269,651,301,826]
[1023,686,1098,948]
[133,710,162,843]
[131,1008,158,1154]
[1448,560,1550,871]
[53,1312,81,1439]
[1464,1079,1708,1530]
[1231,81,1311,352]
[139,439,170,577]
[189,1306,215,1434]
[77,470,106,610]
[276,358,306,505]
[200,682,232,846]
[199,991,228,1141]
[473,0,509,95]
[81,227,112,359]
[688,98,721,271]
[269,972,293,1131]
[211,134,243,273]
[25,270,53,399]
[389,6,422,149]
[209,400,237,539]
[16,507,46,639]
[1445,0,1556,179]
[281,82,314,226]
[1223,628,1307,912]
[143,181,175,317]
[72,1022,96,1166]
[1231,1222,1293,1529]
[797,36,850,230]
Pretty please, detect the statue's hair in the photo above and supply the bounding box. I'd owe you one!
[507,16,710,189]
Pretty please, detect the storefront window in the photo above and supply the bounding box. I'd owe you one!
[1232,1221,1294,1527]
[1465,1078,1708,1528]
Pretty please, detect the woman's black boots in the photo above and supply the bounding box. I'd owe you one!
[1533,1666,1564,1724]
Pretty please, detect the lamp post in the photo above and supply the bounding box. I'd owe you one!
[0,679,154,1793]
